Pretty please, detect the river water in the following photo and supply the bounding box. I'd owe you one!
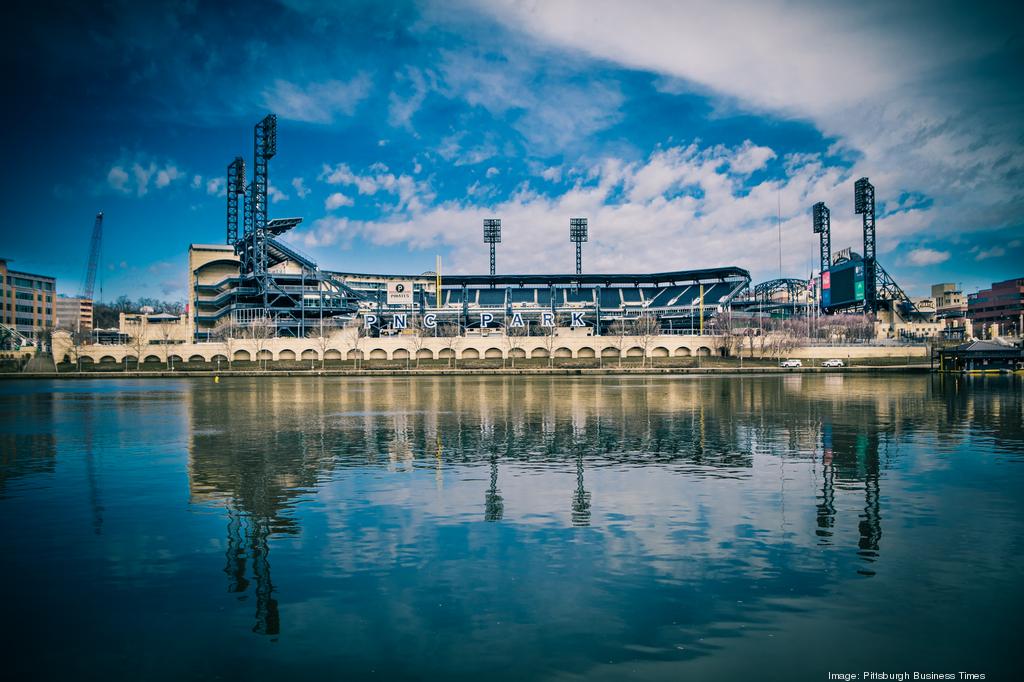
[1,375,1021,680]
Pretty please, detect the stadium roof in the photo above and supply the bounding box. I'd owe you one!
[329,266,750,287]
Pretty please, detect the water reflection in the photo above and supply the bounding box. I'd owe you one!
[177,374,1024,640]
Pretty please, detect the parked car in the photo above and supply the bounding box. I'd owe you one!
[821,359,845,368]
[779,359,802,368]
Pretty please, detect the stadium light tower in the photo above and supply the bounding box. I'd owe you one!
[812,201,831,275]
[854,177,876,313]
[483,218,501,276]
[226,156,246,247]
[569,217,588,276]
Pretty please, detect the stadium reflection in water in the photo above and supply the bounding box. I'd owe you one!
[2,374,1022,680]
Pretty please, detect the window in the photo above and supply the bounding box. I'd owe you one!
[16,291,34,300]
[16,304,34,313]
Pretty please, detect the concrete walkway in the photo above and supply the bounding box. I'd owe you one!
[5,364,934,380]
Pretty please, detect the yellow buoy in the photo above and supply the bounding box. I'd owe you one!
[214,376,220,383]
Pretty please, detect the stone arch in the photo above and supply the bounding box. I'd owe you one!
[278,349,296,361]
[124,355,138,364]
[577,346,596,358]
[301,349,318,360]
[554,346,572,358]
[369,348,388,360]
[393,348,410,360]
[99,355,117,363]
[462,348,480,359]
[697,346,712,357]
[256,350,272,361]
[601,347,620,358]
[188,354,206,363]
[531,348,549,358]
[144,354,161,363]
[211,354,227,363]
[62,354,70,364]
[438,348,455,359]
[674,346,692,357]
[509,348,526,359]
[718,346,728,357]
[168,355,184,364]
[652,346,670,357]
[626,346,644,357]
[80,356,94,364]
[484,347,503,359]
[323,349,342,360]
[232,350,251,361]
[416,348,434,360]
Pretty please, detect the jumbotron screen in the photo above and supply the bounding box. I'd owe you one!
[822,260,864,308]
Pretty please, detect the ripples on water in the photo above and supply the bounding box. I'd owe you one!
[0,374,1021,681]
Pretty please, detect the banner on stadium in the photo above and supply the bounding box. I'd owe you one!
[386,281,413,305]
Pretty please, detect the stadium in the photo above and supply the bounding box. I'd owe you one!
[190,115,751,343]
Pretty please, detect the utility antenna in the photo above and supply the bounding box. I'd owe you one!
[777,190,782,279]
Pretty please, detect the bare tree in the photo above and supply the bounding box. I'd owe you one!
[158,321,175,369]
[67,328,88,372]
[408,316,431,369]
[608,319,630,368]
[248,316,275,370]
[541,319,559,368]
[501,319,528,369]
[127,326,148,372]
[437,322,461,368]
[212,316,240,370]
[630,312,660,368]
[309,318,339,370]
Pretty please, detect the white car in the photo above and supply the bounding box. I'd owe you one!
[779,359,802,368]
[821,359,844,368]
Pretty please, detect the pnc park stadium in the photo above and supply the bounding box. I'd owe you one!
[189,114,752,343]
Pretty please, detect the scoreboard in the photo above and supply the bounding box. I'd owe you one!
[822,259,864,308]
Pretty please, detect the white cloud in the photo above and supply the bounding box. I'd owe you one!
[191,174,203,189]
[437,47,625,153]
[388,66,433,131]
[107,166,130,193]
[974,246,1005,261]
[292,177,311,198]
[486,166,500,178]
[263,73,373,124]
[729,141,776,175]
[325,192,354,210]
[268,183,289,203]
[907,248,951,266]
[465,0,1024,241]
[319,162,435,212]
[301,141,860,281]
[206,177,226,197]
[154,165,183,189]
[106,156,184,197]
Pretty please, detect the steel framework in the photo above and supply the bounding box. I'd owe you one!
[854,177,876,313]
[252,114,277,283]
[226,157,245,246]
[569,217,588,276]
[483,218,501,276]
[206,115,361,339]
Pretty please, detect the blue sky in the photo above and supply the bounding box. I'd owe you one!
[1,0,1022,301]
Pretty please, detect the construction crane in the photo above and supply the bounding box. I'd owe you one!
[80,212,103,301]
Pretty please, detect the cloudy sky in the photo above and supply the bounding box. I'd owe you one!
[2,0,1022,300]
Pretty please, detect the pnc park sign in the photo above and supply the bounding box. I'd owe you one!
[364,311,588,329]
